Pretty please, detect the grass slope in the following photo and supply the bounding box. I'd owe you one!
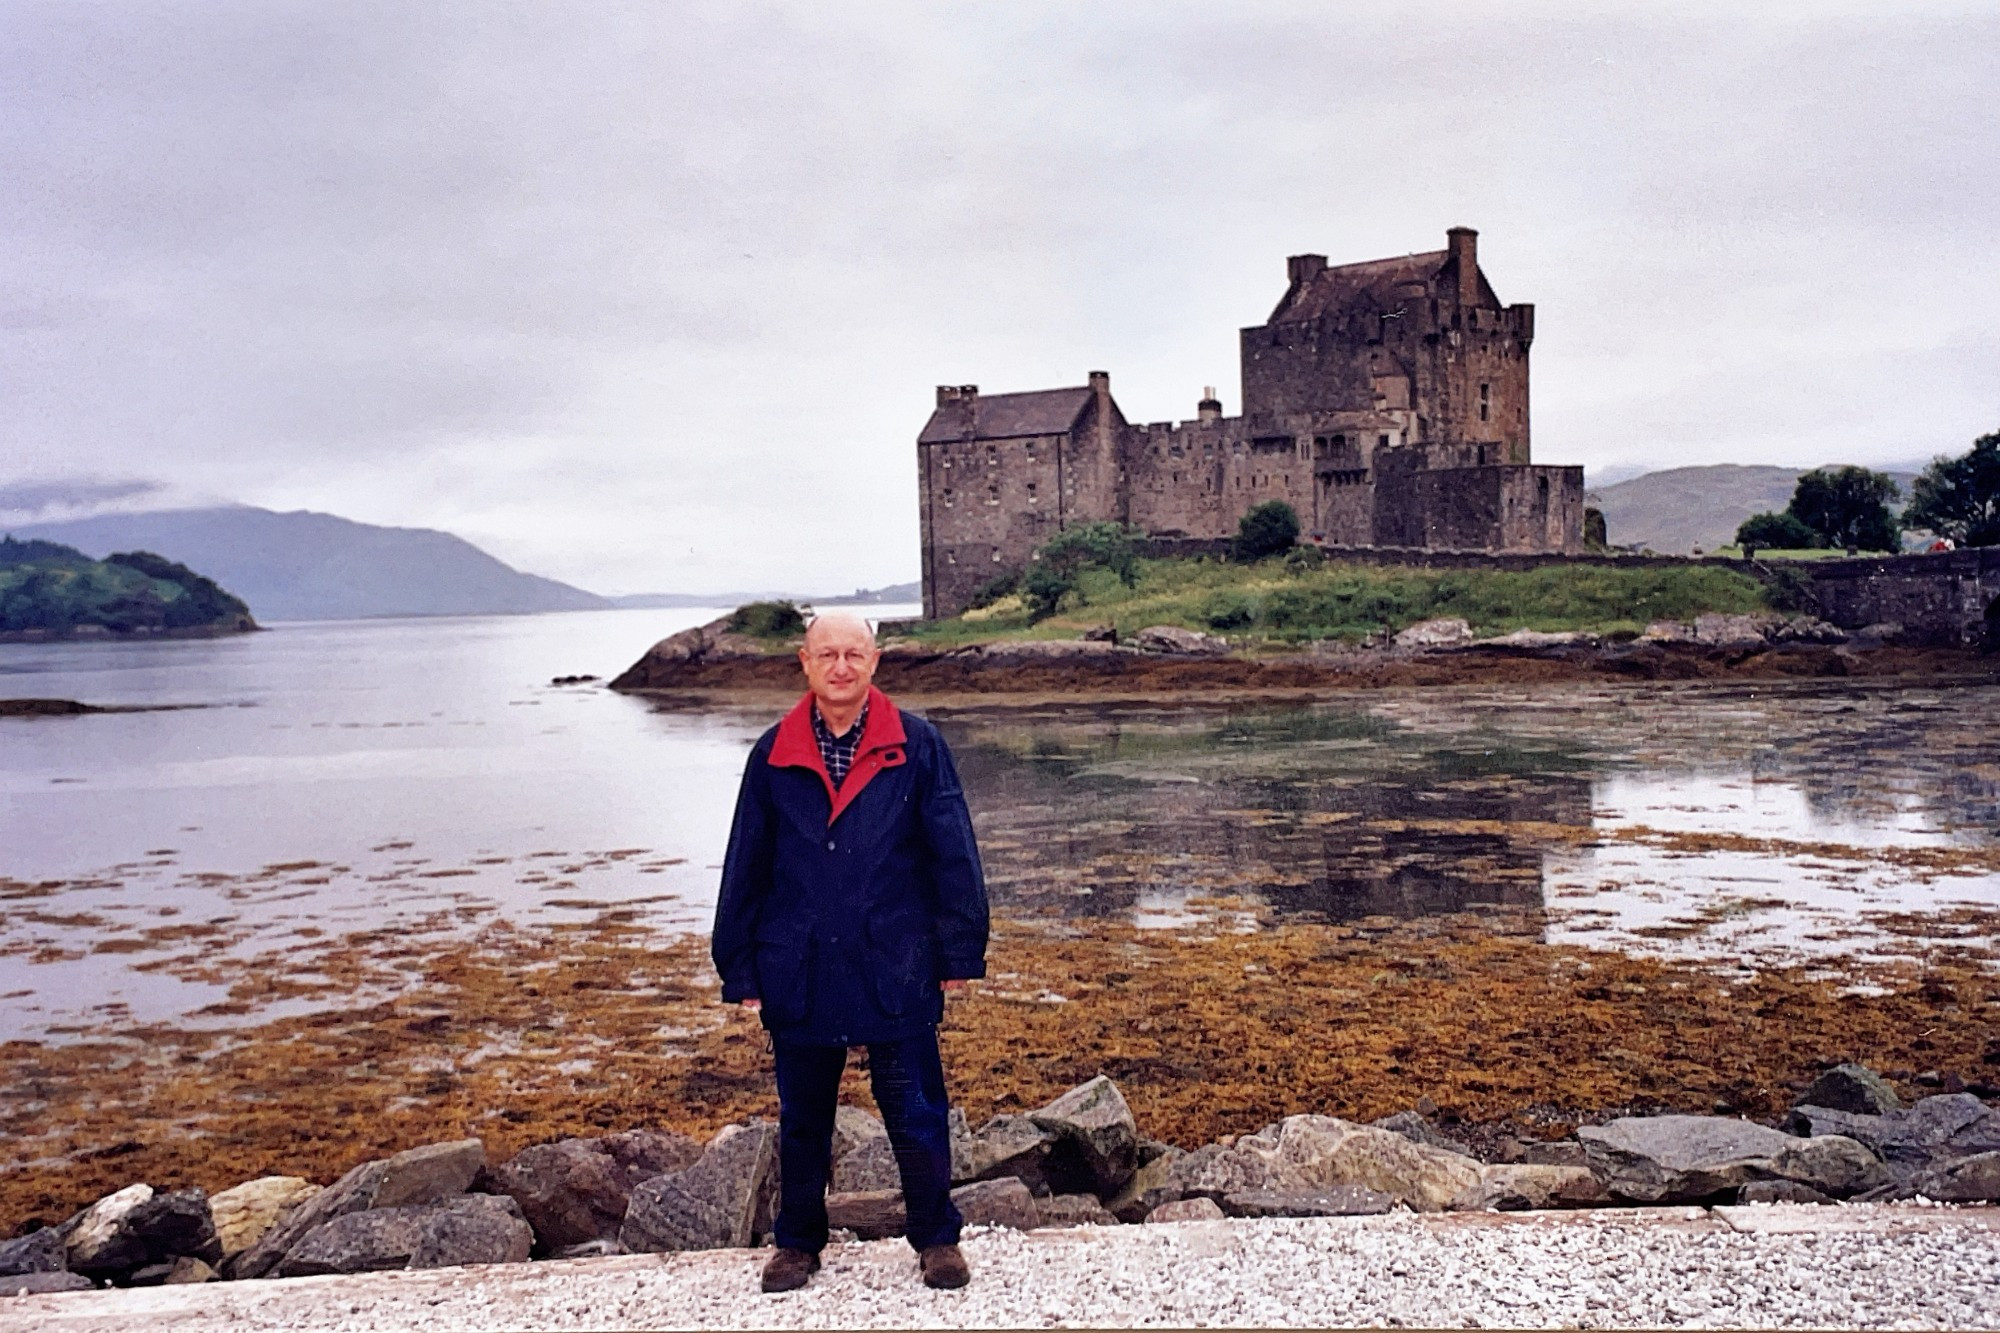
[901,556,1772,646]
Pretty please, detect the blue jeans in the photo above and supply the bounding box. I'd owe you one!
[771,1030,964,1254]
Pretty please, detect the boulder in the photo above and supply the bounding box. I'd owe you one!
[485,1131,698,1252]
[1447,1165,1609,1212]
[958,1114,1060,1194]
[1106,1149,1184,1223]
[1900,1151,2000,1203]
[1693,613,1779,647]
[0,1228,66,1277]
[831,1133,902,1194]
[2,1271,93,1296]
[825,1191,906,1241]
[1146,1197,1224,1223]
[1164,1139,1311,1201]
[163,1256,217,1284]
[1129,626,1229,656]
[1028,1075,1140,1198]
[1788,1093,2000,1166]
[1473,629,1597,650]
[1220,1187,1396,1218]
[231,1138,487,1279]
[209,1177,320,1261]
[1639,620,1697,644]
[279,1195,532,1277]
[1795,1063,1901,1116]
[1772,616,1848,644]
[1035,1193,1119,1228]
[1581,1115,1885,1202]
[1371,1111,1478,1159]
[618,1121,777,1253]
[1739,1180,1836,1205]
[951,1177,1039,1231]
[1393,618,1473,650]
[66,1185,220,1278]
[831,1107,887,1166]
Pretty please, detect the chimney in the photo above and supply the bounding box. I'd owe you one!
[1197,386,1222,423]
[1447,227,1478,305]
[935,383,978,407]
[1088,370,1110,395]
[1287,254,1327,287]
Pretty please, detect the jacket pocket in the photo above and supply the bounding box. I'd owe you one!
[866,918,937,1017]
[752,936,812,1026]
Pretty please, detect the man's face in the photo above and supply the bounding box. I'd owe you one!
[799,617,878,713]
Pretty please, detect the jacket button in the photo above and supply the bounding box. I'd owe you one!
[826,839,835,851]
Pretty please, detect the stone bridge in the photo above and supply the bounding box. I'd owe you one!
[1786,547,2000,649]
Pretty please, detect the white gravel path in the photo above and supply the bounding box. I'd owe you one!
[6,1204,1998,1330]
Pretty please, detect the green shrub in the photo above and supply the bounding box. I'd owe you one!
[967,569,1020,609]
[1904,430,2000,547]
[1234,501,1300,561]
[1201,589,1258,630]
[1789,467,1900,552]
[727,599,806,637]
[1282,544,1326,574]
[1735,511,1821,550]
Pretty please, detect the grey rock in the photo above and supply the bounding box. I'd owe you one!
[1448,1165,1610,1212]
[619,1120,777,1253]
[1253,1116,1485,1212]
[209,1176,320,1261]
[231,1138,489,1280]
[1165,1139,1308,1201]
[163,1256,217,1284]
[1473,628,1597,649]
[831,1107,886,1167]
[1517,1140,1592,1169]
[1146,1197,1225,1223]
[1739,1180,1836,1205]
[1796,1064,1902,1116]
[1036,1193,1119,1228]
[1221,1187,1397,1218]
[1694,613,1780,647]
[279,1195,531,1277]
[960,1114,1060,1194]
[1772,616,1849,644]
[1581,1115,1885,1202]
[1900,1151,2000,1204]
[1,1271,93,1295]
[374,1139,486,1210]
[825,1190,906,1241]
[1029,1075,1140,1199]
[1394,617,1473,650]
[66,1186,220,1278]
[953,1177,1040,1231]
[831,1134,902,1194]
[1639,620,1697,644]
[0,1228,65,1277]
[486,1132,697,1252]
[1106,1149,1184,1223]
[1130,625,1229,656]
[1788,1093,2000,1166]
[1371,1111,1477,1158]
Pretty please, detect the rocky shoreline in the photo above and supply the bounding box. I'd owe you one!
[4,1060,1995,1301]
[608,613,2000,698]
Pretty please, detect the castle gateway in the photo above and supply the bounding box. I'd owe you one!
[916,227,1585,619]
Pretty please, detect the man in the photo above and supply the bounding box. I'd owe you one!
[712,611,989,1293]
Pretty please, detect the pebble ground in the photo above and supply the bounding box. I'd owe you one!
[5,1204,1997,1330]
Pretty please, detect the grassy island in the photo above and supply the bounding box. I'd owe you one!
[0,537,257,640]
[898,555,1773,649]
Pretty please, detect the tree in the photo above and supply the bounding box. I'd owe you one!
[1582,507,1609,552]
[727,600,806,637]
[1788,466,1900,552]
[1735,511,1820,551]
[1020,522,1141,621]
[1234,501,1300,561]
[1903,431,2000,547]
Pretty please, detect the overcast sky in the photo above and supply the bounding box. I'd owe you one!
[3,1,1995,594]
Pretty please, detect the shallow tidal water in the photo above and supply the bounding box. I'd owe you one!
[2,610,1996,1041]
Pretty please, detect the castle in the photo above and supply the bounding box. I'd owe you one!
[915,228,1585,619]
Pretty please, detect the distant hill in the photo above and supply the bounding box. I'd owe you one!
[0,536,256,640]
[1591,465,1920,553]
[9,507,607,622]
[606,581,922,609]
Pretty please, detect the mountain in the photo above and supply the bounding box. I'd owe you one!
[605,581,922,609]
[1590,465,1921,554]
[8,507,607,622]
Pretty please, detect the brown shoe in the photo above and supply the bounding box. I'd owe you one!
[761,1247,820,1293]
[919,1243,970,1290]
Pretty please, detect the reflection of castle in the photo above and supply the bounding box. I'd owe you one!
[918,228,1586,618]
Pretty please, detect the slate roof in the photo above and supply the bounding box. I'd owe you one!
[918,386,1094,444]
[1269,249,1493,323]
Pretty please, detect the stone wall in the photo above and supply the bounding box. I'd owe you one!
[1794,547,2000,648]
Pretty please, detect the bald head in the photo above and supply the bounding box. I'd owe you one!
[799,612,879,726]
[803,612,876,652]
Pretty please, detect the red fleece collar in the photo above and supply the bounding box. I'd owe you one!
[768,686,908,825]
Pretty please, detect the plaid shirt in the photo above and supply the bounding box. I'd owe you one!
[811,698,869,790]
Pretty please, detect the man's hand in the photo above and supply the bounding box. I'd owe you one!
[740,998,761,1011]
[942,979,968,993]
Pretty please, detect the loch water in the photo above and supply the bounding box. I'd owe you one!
[2,607,1996,1039]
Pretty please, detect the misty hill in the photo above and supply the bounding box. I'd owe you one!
[1591,465,1920,553]
[9,507,607,622]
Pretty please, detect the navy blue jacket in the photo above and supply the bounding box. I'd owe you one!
[712,687,989,1046]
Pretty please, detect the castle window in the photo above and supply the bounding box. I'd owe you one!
[1026,482,1037,505]
[1479,382,1490,422]
[1379,435,1390,449]
[943,489,955,508]
[993,548,1002,562]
